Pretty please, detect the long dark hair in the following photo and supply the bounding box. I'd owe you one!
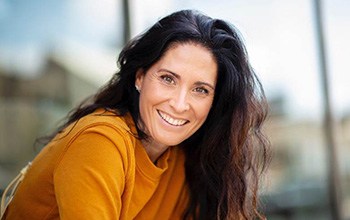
[42,10,270,220]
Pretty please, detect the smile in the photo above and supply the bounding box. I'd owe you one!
[157,110,189,126]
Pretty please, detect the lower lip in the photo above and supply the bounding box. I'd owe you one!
[157,110,186,127]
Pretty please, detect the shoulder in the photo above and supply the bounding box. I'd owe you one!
[59,109,137,145]
[75,109,135,134]
[52,109,138,167]
[51,110,138,178]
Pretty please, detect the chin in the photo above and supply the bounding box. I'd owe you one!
[156,137,185,147]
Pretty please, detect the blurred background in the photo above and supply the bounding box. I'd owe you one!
[0,0,349,219]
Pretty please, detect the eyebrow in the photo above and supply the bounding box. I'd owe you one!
[158,69,216,90]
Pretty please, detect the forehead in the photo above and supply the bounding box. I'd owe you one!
[159,42,217,69]
[155,43,218,81]
[165,41,214,60]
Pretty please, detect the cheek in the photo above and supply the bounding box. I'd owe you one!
[138,81,169,116]
[194,99,213,120]
[141,80,174,104]
[140,86,166,106]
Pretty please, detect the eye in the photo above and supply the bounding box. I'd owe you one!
[160,75,175,84]
[193,87,209,95]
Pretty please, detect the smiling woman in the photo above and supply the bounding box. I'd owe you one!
[1,9,270,220]
[135,43,217,161]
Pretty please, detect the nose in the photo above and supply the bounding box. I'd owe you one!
[169,88,190,112]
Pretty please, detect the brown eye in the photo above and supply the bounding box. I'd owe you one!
[160,75,175,84]
[194,87,209,94]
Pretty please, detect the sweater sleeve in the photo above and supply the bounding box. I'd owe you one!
[53,126,130,220]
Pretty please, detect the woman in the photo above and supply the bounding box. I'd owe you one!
[2,10,269,220]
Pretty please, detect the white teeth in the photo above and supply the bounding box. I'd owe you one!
[158,111,187,126]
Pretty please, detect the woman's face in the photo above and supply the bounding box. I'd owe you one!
[135,43,217,148]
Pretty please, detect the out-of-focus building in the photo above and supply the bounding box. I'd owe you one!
[0,49,108,188]
[264,95,350,219]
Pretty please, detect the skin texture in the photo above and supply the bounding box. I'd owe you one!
[135,43,217,162]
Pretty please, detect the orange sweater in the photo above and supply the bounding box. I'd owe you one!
[3,110,188,220]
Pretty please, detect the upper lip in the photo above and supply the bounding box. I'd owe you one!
[157,110,189,126]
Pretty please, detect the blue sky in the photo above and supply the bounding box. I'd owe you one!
[0,0,68,46]
[0,0,120,79]
[0,0,121,47]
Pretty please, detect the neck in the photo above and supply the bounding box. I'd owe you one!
[141,140,169,163]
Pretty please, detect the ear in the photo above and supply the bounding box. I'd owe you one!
[135,69,144,90]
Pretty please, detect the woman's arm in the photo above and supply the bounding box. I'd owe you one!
[53,128,128,219]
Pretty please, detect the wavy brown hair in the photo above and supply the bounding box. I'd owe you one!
[41,10,270,220]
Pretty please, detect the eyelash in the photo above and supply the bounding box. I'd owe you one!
[160,75,175,84]
[194,87,209,94]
